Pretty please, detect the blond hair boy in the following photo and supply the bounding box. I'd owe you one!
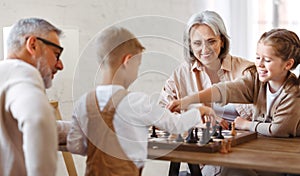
[67,26,216,176]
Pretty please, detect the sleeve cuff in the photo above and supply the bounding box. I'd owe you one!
[249,121,261,132]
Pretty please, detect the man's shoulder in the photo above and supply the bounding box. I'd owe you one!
[0,59,43,87]
[0,59,39,77]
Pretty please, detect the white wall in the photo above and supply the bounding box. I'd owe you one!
[0,0,252,175]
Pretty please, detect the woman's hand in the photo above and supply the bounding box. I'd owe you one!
[234,116,251,130]
[215,116,229,130]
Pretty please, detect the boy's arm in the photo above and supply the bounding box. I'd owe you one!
[67,115,87,156]
[56,120,72,146]
[145,102,203,134]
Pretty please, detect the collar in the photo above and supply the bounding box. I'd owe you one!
[221,55,232,72]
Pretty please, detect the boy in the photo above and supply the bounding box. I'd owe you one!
[67,26,216,176]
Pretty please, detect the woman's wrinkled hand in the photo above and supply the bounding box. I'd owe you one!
[215,116,229,130]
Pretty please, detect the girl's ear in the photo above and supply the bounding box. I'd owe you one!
[122,54,132,65]
[285,58,295,70]
[25,36,37,55]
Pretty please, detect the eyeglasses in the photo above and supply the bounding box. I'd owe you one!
[36,37,64,61]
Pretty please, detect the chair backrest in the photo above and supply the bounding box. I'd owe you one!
[51,101,78,176]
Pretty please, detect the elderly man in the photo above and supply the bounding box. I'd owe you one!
[0,18,64,175]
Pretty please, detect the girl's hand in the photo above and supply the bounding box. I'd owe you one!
[234,116,251,130]
[166,99,181,113]
[167,96,191,112]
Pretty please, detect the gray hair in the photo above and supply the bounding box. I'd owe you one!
[7,18,62,54]
[183,10,230,63]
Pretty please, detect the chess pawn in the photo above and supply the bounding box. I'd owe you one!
[195,128,199,141]
[150,125,158,138]
[216,126,224,139]
[186,128,197,143]
[231,122,237,136]
[219,140,228,154]
[175,134,184,142]
[226,138,232,153]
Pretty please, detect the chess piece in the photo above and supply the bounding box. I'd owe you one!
[205,122,212,140]
[219,140,228,154]
[212,125,218,137]
[164,131,170,138]
[195,127,199,141]
[226,138,232,153]
[200,128,207,145]
[150,125,158,138]
[186,128,197,143]
[216,126,224,139]
[175,134,184,142]
[231,122,237,136]
[228,122,232,130]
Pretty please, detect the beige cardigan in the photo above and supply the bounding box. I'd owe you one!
[159,54,254,118]
[0,59,57,175]
[214,67,300,137]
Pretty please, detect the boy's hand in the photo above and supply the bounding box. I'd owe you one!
[198,106,216,125]
[198,106,229,130]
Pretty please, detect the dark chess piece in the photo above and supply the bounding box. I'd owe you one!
[176,134,184,142]
[228,121,232,130]
[150,125,158,138]
[186,128,197,143]
[216,126,224,139]
[194,128,199,141]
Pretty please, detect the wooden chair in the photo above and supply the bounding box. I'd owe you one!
[51,101,78,176]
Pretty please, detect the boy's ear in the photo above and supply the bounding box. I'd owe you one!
[122,54,132,65]
[25,36,38,55]
[285,58,294,70]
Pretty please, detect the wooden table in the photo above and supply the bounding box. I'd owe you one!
[148,136,300,174]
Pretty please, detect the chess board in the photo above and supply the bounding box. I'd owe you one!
[148,129,257,153]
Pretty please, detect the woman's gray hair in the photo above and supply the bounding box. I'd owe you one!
[6,18,62,54]
[183,10,230,63]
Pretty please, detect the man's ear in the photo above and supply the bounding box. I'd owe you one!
[285,58,294,70]
[122,54,132,65]
[25,36,37,55]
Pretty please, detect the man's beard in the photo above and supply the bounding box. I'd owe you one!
[36,56,52,89]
